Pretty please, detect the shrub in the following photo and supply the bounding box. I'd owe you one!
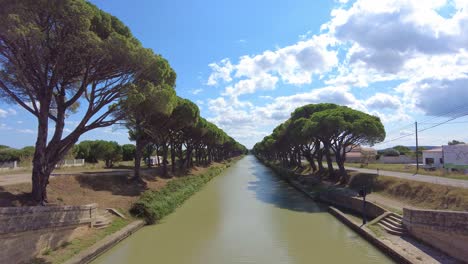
[130,165,226,224]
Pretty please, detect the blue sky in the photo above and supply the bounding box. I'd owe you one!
[1,0,468,149]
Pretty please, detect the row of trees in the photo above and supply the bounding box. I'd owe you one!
[125,90,247,181]
[0,145,35,163]
[0,142,135,168]
[252,103,386,183]
[0,0,245,203]
[74,140,136,168]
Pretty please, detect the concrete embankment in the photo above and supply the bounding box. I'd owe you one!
[65,220,145,264]
[328,207,412,264]
[403,208,468,262]
[0,204,98,264]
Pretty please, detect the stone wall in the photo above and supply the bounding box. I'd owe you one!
[403,208,468,262]
[0,204,97,264]
[319,191,386,219]
[379,156,419,164]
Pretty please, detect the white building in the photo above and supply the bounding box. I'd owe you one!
[423,144,468,173]
[147,156,163,166]
[443,144,468,173]
[422,148,443,168]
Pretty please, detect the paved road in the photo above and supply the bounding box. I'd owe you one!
[0,169,131,187]
[345,166,468,189]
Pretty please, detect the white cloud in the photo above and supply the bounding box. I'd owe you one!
[223,73,279,97]
[207,58,234,86]
[0,123,11,130]
[207,34,338,99]
[365,93,401,110]
[396,77,468,116]
[234,35,338,85]
[191,88,203,95]
[0,109,7,118]
[17,129,34,134]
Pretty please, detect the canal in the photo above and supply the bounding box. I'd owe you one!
[93,155,393,264]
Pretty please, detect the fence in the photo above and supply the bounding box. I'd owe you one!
[0,161,17,170]
[56,159,85,168]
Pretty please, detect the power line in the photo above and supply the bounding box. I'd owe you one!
[377,107,468,145]
[418,111,468,133]
[379,104,468,137]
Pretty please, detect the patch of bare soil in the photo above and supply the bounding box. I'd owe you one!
[0,164,217,212]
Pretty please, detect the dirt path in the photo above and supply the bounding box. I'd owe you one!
[0,169,131,186]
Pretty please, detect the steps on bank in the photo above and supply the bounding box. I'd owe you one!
[377,213,406,236]
[93,210,114,229]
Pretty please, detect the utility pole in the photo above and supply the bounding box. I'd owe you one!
[415,121,419,173]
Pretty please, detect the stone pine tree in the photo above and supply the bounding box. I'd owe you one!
[0,0,168,203]
[124,79,177,183]
[310,106,386,182]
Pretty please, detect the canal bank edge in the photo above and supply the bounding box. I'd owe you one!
[64,220,145,264]
[328,207,412,264]
[64,157,243,264]
[255,156,415,264]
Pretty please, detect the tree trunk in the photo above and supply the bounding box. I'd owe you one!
[170,143,176,174]
[317,150,325,172]
[31,108,50,204]
[305,154,317,172]
[162,143,169,176]
[133,138,145,182]
[336,151,347,183]
[185,146,192,169]
[324,145,335,178]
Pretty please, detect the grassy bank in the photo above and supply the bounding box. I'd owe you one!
[130,158,238,224]
[348,172,468,211]
[346,162,468,181]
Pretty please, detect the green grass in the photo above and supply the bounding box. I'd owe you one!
[367,223,385,238]
[346,163,468,181]
[130,161,235,224]
[348,172,468,211]
[32,218,129,264]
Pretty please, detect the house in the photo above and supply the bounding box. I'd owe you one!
[422,148,443,168]
[345,146,377,163]
[423,144,468,173]
[147,156,163,166]
[442,144,468,173]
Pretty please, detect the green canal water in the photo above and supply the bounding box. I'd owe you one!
[92,155,393,264]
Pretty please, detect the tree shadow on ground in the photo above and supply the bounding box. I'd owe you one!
[0,186,36,206]
[30,258,53,264]
[75,174,147,197]
[246,161,327,214]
